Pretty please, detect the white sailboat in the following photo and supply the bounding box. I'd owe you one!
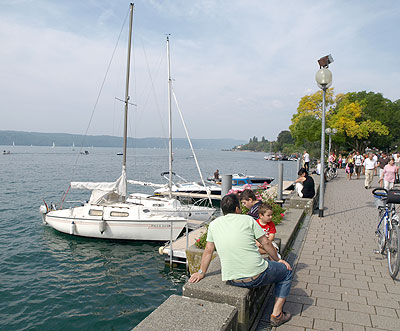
[52,142,55,148]
[39,4,189,241]
[128,36,216,217]
[72,142,75,151]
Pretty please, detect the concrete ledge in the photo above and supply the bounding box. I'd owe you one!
[183,256,269,331]
[134,295,238,331]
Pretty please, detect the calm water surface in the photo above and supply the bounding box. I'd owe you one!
[0,146,296,330]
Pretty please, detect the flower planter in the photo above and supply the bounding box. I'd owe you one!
[185,244,218,275]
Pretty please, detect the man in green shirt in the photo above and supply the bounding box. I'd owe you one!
[189,194,293,327]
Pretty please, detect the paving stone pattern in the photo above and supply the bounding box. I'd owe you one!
[277,170,400,331]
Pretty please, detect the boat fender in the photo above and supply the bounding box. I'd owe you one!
[99,220,106,234]
[70,221,75,235]
[158,246,164,255]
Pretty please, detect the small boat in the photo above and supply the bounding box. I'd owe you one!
[117,152,123,156]
[208,173,274,185]
[52,142,55,148]
[80,150,89,155]
[2,150,11,155]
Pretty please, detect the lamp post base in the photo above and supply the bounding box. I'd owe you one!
[319,209,324,217]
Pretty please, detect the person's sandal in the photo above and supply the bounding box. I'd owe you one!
[270,311,292,327]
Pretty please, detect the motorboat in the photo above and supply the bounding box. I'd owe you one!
[208,173,274,185]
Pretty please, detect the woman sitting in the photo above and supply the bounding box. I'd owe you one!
[295,168,315,198]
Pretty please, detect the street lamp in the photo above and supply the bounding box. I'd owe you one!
[325,128,337,163]
[316,54,333,217]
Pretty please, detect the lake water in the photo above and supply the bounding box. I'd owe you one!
[0,146,297,330]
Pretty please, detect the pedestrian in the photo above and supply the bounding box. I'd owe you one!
[189,194,293,327]
[364,153,376,189]
[377,152,389,188]
[338,154,343,168]
[346,153,354,180]
[383,158,398,190]
[354,151,363,179]
[303,150,310,172]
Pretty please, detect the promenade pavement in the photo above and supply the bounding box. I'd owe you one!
[278,170,400,331]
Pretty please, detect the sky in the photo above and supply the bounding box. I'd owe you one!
[1,0,399,141]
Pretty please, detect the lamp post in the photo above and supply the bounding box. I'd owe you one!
[316,55,333,217]
[325,128,337,163]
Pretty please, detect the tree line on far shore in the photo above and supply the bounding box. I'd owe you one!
[239,90,399,158]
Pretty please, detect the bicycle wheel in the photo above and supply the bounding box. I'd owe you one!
[387,220,400,279]
[376,211,386,253]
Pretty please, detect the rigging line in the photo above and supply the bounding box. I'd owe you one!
[171,85,213,207]
[138,37,169,151]
[61,7,130,204]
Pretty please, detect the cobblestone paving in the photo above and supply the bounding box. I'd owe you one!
[278,170,400,331]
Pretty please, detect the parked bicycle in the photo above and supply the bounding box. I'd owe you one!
[325,161,338,181]
[373,188,400,279]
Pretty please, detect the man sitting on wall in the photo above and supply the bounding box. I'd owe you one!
[189,194,293,327]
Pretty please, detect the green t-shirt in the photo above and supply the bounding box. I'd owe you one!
[207,213,268,281]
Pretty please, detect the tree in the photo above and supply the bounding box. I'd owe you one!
[275,130,294,151]
[329,94,389,151]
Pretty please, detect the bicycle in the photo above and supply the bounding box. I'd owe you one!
[325,162,338,181]
[372,188,400,279]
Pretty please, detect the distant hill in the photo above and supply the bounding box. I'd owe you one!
[0,130,245,150]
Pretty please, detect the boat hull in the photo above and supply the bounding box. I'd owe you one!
[45,215,186,241]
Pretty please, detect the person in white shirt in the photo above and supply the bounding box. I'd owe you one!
[364,153,377,189]
[354,151,363,179]
[303,151,310,172]
[373,153,378,176]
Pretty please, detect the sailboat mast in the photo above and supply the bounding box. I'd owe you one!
[122,3,134,200]
[167,35,173,199]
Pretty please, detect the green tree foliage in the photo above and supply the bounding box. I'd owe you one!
[290,90,393,153]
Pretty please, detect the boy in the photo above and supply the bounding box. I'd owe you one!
[255,203,280,257]
[240,189,262,220]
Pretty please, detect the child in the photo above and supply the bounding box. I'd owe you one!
[255,203,280,258]
[240,189,262,220]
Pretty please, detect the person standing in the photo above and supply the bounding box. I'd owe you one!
[364,153,377,189]
[189,194,293,327]
[354,151,363,179]
[383,158,398,190]
[377,152,389,188]
[303,150,310,172]
[346,153,354,180]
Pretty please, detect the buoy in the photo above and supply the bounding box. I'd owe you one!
[99,220,106,234]
[158,246,164,255]
[70,221,75,235]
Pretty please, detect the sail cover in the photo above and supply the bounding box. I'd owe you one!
[71,169,127,202]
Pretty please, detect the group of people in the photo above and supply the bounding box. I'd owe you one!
[307,149,400,190]
[189,189,293,327]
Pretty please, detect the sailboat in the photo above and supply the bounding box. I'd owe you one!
[52,142,55,148]
[72,142,75,151]
[127,35,216,219]
[39,4,188,241]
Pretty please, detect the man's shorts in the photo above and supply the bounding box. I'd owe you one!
[355,165,362,174]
